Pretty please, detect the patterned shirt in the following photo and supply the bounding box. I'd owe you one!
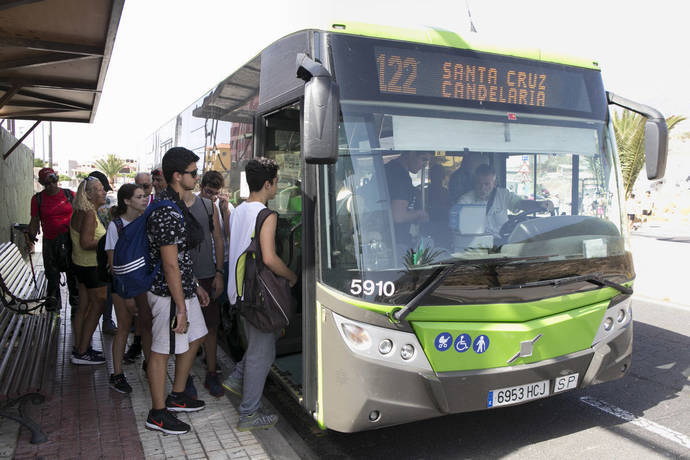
[147,190,197,298]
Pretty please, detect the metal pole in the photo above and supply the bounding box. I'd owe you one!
[48,121,52,168]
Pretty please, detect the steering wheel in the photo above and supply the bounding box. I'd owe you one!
[499,210,535,241]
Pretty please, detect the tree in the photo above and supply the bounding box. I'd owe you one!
[94,154,126,188]
[58,174,71,182]
[34,158,45,168]
[613,110,685,199]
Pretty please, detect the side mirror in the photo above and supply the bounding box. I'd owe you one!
[643,118,668,180]
[607,92,668,180]
[297,53,339,164]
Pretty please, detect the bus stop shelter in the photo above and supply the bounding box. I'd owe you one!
[0,0,124,159]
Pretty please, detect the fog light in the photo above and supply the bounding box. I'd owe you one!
[401,344,415,360]
[369,410,380,422]
[603,317,613,331]
[617,309,626,323]
[341,323,371,350]
[378,339,393,355]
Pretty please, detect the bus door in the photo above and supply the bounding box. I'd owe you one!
[260,103,316,408]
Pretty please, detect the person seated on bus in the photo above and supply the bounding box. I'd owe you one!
[458,164,553,239]
[448,152,483,203]
[384,150,432,248]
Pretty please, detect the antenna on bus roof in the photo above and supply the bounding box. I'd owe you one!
[466,0,478,33]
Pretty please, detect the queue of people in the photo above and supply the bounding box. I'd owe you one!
[27,148,294,436]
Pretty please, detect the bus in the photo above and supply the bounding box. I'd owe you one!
[145,22,668,433]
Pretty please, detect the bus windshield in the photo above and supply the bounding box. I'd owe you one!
[319,101,631,306]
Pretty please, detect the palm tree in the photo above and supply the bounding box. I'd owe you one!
[613,110,685,199]
[94,154,126,188]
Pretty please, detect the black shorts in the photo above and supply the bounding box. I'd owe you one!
[73,264,107,289]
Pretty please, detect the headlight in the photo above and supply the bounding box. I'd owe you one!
[592,295,632,346]
[400,344,415,360]
[378,339,393,355]
[332,312,432,371]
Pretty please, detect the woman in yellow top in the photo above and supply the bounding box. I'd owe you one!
[70,176,108,365]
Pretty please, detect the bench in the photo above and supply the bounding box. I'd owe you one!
[0,241,61,444]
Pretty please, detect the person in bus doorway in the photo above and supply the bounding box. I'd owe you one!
[384,151,432,250]
[222,158,297,431]
[144,147,209,435]
[27,167,79,310]
[183,170,225,397]
[458,164,553,240]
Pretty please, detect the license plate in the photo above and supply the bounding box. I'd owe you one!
[487,373,579,408]
[488,380,549,408]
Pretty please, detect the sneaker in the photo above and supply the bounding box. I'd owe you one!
[165,392,205,413]
[221,375,242,397]
[89,346,104,356]
[71,351,105,365]
[238,409,278,431]
[102,319,118,336]
[204,372,224,397]
[145,409,190,435]
[73,346,103,357]
[123,342,142,364]
[184,375,197,400]
[109,373,132,394]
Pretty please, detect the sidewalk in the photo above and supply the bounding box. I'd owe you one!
[1,272,273,459]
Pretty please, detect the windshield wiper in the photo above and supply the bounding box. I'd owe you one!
[491,273,633,295]
[390,255,554,322]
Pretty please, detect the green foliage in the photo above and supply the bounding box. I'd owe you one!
[613,110,685,199]
[58,174,71,182]
[94,154,126,187]
[33,158,45,168]
[75,172,88,180]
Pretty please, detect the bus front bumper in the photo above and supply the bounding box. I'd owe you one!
[321,311,631,433]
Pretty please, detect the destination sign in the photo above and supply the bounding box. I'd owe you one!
[374,46,592,113]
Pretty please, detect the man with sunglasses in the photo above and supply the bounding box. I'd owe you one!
[28,168,79,309]
[135,172,154,205]
[144,147,209,435]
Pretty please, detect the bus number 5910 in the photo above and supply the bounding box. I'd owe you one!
[350,279,396,297]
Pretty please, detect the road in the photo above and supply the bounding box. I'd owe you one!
[265,230,690,459]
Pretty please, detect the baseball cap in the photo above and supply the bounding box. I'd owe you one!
[88,170,112,191]
[38,167,58,184]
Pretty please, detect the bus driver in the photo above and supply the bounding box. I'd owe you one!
[458,164,553,239]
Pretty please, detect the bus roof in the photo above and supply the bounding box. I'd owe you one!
[322,21,600,71]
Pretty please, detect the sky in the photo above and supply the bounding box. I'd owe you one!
[19,0,690,168]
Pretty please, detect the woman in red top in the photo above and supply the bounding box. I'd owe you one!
[28,167,78,310]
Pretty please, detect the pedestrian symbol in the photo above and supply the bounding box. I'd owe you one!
[473,335,490,354]
[454,333,472,353]
[435,332,453,351]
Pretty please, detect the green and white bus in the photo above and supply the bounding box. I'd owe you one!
[146,22,668,432]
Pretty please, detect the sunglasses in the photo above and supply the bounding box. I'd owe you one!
[141,183,152,189]
[203,187,220,196]
[182,169,198,178]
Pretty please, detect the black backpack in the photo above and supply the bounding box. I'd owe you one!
[237,208,294,333]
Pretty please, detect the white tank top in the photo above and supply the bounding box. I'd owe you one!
[227,200,265,304]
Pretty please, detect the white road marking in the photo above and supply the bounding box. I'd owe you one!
[580,396,690,450]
